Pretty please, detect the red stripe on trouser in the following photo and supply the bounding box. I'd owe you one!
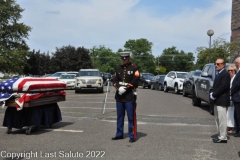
[133,102,137,139]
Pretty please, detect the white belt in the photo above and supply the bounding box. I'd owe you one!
[119,82,128,85]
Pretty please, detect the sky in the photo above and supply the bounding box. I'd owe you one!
[16,0,232,58]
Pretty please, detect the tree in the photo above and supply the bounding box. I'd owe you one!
[0,0,31,74]
[159,46,194,72]
[51,45,93,72]
[196,38,237,70]
[23,50,52,75]
[124,38,155,73]
[89,45,119,74]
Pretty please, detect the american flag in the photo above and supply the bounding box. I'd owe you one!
[0,77,66,110]
[0,77,66,92]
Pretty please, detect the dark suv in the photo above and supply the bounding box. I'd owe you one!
[102,72,112,86]
[139,73,155,89]
[182,70,202,97]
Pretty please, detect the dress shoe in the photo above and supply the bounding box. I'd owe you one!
[213,139,227,143]
[234,133,240,137]
[111,136,123,140]
[129,139,136,143]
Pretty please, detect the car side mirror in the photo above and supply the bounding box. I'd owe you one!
[170,76,175,79]
[201,72,212,78]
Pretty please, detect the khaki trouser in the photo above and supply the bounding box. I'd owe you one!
[214,105,227,140]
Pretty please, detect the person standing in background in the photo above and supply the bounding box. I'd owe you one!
[231,56,240,137]
[227,65,237,134]
[210,58,230,143]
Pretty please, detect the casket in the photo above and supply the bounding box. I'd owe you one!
[5,93,66,108]
[0,77,67,110]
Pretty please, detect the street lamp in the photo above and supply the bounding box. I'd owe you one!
[207,29,214,63]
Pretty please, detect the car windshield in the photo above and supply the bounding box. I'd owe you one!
[51,72,64,77]
[142,73,154,77]
[148,76,155,80]
[59,75,75,79]
[176,73,187,78]
[79,71,100,76]
[104,73,111,78]
[193,72,202,76]
[159,76,165,80]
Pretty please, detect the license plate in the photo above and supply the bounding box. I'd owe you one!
[87,85,92,87]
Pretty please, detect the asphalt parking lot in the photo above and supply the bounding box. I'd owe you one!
[0,86,240,160]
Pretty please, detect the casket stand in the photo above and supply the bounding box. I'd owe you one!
[3,92,65,135]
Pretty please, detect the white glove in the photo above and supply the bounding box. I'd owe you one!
[118,86,126,95]
[210,92,216,100]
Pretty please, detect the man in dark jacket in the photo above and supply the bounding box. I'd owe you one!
[112,52,140,143]
[231,56,240,137]
[210,58,230,143]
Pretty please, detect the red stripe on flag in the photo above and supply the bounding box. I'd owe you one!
[27,83,66,91]
[15,91,66,110]
[17,78,61,91]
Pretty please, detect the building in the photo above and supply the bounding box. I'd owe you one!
[231,0,240,61]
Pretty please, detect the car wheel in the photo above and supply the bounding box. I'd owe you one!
[75,89,78,93]
[151,84,154,90]
[174,84,179,94]
[99,87,104,93]
[142,82,145,89]
[182,87,188,97]
[158,85,162,91]
[164,84,168,92]
[192,89,201,106]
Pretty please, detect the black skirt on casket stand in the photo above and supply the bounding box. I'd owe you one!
[3,103,62,129]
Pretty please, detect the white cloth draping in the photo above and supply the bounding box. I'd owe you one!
[227,74,236,127]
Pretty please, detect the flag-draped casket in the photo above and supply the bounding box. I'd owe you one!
[0,77,66,110]
[0,77,66,129]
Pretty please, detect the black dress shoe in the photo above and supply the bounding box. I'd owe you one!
[234,133,240,137]
[213,139,227,143]
[129,139,136,143]
[111,136,123,140]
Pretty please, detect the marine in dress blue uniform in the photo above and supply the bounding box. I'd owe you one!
[111,52,140,143]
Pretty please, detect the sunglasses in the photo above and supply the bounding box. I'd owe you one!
[228,70,234,72]
[215,63,223,66]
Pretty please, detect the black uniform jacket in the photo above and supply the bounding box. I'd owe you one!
[231,70,240,102]
[212,69,230,107]
[113,62,140,102]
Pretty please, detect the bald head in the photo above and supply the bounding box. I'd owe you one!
[235,57,240,69]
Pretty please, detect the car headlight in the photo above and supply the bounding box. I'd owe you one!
[180,80,183,82]
[77,79,85,83]
[67,81,75,84]
[96,79,102,83]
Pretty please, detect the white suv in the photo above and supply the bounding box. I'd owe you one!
[75,69,103,93]
[163,71,188,94]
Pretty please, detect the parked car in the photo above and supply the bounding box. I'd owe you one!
[150,75,166,91]
[182,70,202,97]
[75,69,103,93]
[142,74,155,89]
[163,71,188,94]
[67,71,78,76]
[139,73,155,88]
[42,74,53,77]
[58,74,76,89]
[102,72,112,86]
[49,72,67,79]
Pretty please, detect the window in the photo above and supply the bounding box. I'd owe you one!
[202,65,210,73]
[79,71,100,76]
